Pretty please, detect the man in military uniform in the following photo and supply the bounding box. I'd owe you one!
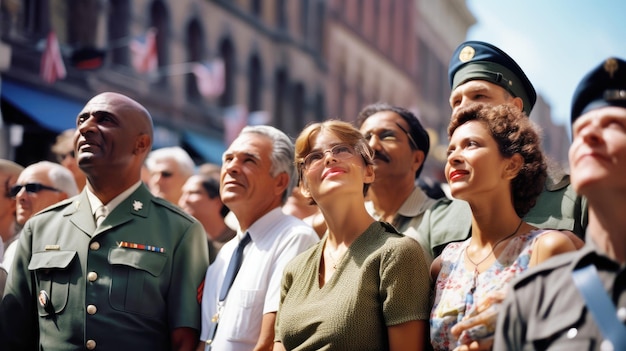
[495,57,626,351]
[419,40,586,258]
[0,92,209,351]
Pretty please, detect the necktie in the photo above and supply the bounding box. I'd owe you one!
[95,206,108,227]
[219,232,251,301]
[205,233,252,350]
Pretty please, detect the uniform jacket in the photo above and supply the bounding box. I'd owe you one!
[418,177,587,258]
[494,243,626,350]
[0,184,209,351]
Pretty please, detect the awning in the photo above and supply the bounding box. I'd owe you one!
[1,80,85,133]
[182,130,226,164]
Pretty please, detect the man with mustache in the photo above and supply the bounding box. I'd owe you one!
[357,103,438,263]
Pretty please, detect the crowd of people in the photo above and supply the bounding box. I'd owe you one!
[0,41,623,351]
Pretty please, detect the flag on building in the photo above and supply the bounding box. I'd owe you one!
[40,31,67,84]
[223,105,248,146]
[192,58,225,98]
[130,27,158,74]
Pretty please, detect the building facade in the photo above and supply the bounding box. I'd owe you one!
[1,0,565,174]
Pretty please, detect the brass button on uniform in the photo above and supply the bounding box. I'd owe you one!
[87,272,98,282]
[86,339,96,350]
[617,307,626,322]
[90,242,100,250]
[87,305,97,315]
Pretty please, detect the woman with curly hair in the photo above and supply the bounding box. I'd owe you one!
[429,103,578,351]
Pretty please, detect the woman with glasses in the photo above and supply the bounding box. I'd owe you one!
[273,120,431,351]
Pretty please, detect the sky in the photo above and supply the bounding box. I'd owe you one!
[465,0,626,129]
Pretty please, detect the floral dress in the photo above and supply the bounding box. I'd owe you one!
[430,229,548,350]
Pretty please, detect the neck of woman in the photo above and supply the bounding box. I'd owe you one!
[322,202,375,249]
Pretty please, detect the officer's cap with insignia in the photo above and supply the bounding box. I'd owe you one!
[448,40,537,116]
[571,57,626,125]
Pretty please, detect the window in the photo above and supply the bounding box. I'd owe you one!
[219,38,236,108]
[273,68,288,130]
[108,0,130,65]
[276,0,287,30]
[186,19,204,101]
[247,54,262,112]
[301,0,309,42]
[150,0,169,86]
[251,0,262,17]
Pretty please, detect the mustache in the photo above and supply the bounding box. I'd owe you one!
[373,151,390,163]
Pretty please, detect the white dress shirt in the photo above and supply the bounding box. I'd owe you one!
[200,207,319,351]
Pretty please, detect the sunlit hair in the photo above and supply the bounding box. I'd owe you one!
[27,161,79,197]
[448,103,547,217]
[0,159,23,197]
[50,129,75,155]
[294,120,374,202]
[145,146,196,178]
[239,125,295,203]
[197,174,229,218]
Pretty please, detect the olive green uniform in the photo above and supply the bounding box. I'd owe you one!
[0,185,209,350]
[419,177,587,258]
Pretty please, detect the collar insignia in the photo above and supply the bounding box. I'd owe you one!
[133,200,143,211]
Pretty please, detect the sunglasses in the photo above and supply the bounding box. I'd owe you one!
[9,183,61,198]
[153,171,173,178]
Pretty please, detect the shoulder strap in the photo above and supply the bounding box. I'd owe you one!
[572,264,626,348]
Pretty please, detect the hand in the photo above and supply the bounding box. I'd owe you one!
[451,290,506,350]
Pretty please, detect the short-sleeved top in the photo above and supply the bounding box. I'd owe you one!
[430,229,549,351]
[419,180,587,259]
[366,186,437,264]
[495,238,626,351]
[200,208,319,351]
[0,185,209,351]
[275,221,431,351]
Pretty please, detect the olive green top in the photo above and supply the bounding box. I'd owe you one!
[275,222,431,351]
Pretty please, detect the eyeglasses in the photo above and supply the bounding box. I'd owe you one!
[394,123,419,150]
[363,123,419,150]
[302,144,357,171]
[9,183,61,198]
[56,151,75,162]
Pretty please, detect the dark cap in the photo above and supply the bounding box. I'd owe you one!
[571,57,626,125]
[448,41,537,116]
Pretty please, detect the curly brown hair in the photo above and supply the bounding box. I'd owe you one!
[448,103,547,217]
